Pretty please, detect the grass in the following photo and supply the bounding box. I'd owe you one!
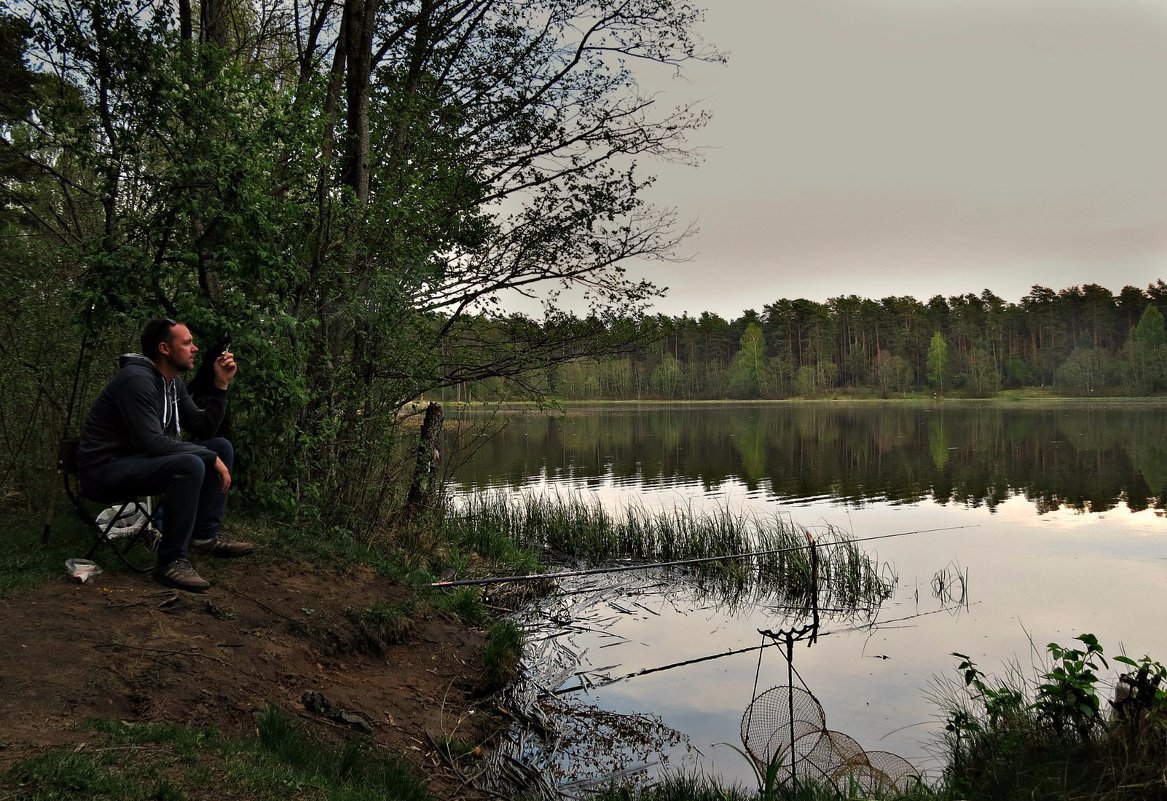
[4,708,430,801]
[344,599,418,655]
[587,773,757,800]
[1,497,451,595]
[586,772,943,801]
[446,492,893,616]
[0,500,526,800]
[0,505,103,596]
[430,585,489,626]
[480,619,524,693]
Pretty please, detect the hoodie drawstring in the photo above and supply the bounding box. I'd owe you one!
[161,379,181,436]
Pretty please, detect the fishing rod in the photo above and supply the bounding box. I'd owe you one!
[551,602,975,697]
[428,525,978,588]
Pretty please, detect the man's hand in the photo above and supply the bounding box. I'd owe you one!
[213,456,232,492]
[213,349,238,389]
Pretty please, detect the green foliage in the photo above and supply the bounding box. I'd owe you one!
[926,332,948,392]
[1132,303,1166,348]
[951,636,1115,744]
[951,653,1025,731]
[480,619,523,692]
[431,586,489,627]
[345,600,418,653]
[445,284,1167,405]
[1035,633,1108,738]
[1,0,716,523]
[1056,346,1113,394]
[1123,304,1167,394]
[651,352,685,399]
[873,351,912,395]
[728,323,770,398]
[5,713,430,801]
[942,635,1167,801]
[963,346,1000,397]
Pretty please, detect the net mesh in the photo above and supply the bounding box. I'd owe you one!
[740,685,921,790]
[741,685,825,775]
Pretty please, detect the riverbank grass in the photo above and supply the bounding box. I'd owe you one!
[7,708,430,801]
[588,773,943,801]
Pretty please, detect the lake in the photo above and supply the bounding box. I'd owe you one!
[448,401,1167,791]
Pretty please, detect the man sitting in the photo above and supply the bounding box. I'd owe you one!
[76,318,253,592]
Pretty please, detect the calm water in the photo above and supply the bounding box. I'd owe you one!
[449,402,1167,788]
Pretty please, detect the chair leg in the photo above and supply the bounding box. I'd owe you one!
[86,501,159,574]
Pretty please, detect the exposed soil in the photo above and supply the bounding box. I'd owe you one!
[0,555,500,798]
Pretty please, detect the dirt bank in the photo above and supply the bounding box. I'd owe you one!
[0,556,497,797]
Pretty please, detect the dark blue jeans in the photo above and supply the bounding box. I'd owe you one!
[79,438,233,567]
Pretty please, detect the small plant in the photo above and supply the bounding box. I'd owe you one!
[717,742,787,801]
[942,634,1167,801]
[431,585,487,627]
[437,735,479,759]
[1034,633,1108,740]
[952,652,1025,727]
[480,619,523,692]
[345,599,417,655]
[1112,653,1167,719]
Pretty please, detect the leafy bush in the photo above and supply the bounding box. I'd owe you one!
[942,634,1167,800]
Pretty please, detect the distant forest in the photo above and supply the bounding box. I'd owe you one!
[438,282,1167,401]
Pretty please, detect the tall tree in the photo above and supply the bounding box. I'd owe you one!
[927,331,948,394]
[10,0,723,519]
[728,322,769,398]
[1124,303,1166,394]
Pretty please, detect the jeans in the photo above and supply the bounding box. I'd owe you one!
[79,438,233,567]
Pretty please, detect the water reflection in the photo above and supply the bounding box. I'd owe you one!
[448,404,1167,793]
[450,403,1167,513]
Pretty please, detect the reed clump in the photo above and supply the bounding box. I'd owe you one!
[446,492,893,616]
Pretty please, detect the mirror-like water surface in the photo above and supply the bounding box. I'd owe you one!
[449,402,1167,789]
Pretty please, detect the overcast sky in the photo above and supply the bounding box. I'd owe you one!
[622,0,1167,319]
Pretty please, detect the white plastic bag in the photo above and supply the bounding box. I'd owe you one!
[65,558,103,583]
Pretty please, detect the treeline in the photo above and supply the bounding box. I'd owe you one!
[439,283,1167,401]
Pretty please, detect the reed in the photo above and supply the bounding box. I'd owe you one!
[444,491,893,616]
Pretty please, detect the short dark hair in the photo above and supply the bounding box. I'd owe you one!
[140,318,179,359]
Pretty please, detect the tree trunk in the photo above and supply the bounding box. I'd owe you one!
[405,402,443,514]
[341,0,379,201]
[201,0,230,48]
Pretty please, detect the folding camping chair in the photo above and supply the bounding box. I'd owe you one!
[55,438,162,573]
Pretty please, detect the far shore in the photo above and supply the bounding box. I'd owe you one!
[432,393,1167,412]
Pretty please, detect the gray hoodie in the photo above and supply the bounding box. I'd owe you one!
[75,354,228,472]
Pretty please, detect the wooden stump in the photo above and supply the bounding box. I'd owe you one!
[405,402,443,514]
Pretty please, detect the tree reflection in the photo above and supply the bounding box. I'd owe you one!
[450,404,1167,514]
